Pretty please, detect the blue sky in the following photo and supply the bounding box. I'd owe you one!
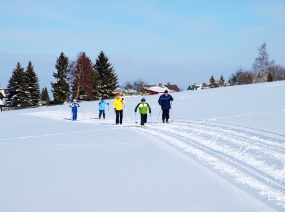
[1,0,285,91]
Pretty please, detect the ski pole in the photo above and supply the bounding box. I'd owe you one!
[80,107,85,120]
[170,101,173,122]
[155,108,162,124]
[124,106,131,125]
[107,104,110,119]
[135,112,137,123]
[69,102,72,120]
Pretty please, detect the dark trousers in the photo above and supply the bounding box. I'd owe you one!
[115,110,123,124]
[99,110,105,119]
[162,109,170,121]
[141,114,147,126]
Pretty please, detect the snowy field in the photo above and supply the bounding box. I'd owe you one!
[1,81,285,211]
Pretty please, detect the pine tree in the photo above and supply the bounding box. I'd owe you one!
[219,75,225,86]
[230,73,237,84]
[92,70,100,99]
[187,85,193,90]
[51,52,70,103]
[228,77,231,84]
[209,75,215,88]
[7,63,31,108]
[94,51,119,99]
[25,61,40,107]
[41,87,50,102]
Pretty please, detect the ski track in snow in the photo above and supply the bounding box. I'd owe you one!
[136,121,285,208]
[22,110,285,208]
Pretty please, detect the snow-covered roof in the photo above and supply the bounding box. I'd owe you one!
[144,85,174,93]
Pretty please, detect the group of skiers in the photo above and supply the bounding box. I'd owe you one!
[69,90,174,127]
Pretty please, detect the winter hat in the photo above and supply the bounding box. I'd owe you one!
[164,90,168,93]
[101,98,104,101]
[141,98,146,102]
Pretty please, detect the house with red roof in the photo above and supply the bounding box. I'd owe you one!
[140,83,178,95]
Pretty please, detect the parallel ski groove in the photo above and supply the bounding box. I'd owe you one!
[148,127,285,193]
[132,121,285,206]
[174,121,285,154]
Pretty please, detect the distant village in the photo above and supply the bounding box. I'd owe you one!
[114,79,233,96]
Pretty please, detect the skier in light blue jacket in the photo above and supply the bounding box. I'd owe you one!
[99,98,109,119]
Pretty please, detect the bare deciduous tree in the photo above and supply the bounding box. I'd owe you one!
[268,65,285,81]
[122,81,134,92]
[70,52,94,100]
[133,78,147,92]
[252,42,274,83]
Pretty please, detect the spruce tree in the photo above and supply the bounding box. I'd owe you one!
[92,70,100,99]
[41,87,50,102]
[187,85,193,91]
[25,61,40,107]
[230,73,237,84]
[51,52,70,103]
[94,51,119,99]
[209,75,215,88]
[219,75,225,86]
[7,63,31,108]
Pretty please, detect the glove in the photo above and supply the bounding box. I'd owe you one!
[122,98,124,100]
[114,108,116,111]
[134,110,137,112]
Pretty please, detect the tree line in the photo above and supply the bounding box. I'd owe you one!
[5,51,119,108]
[206,43,285,88]
[4,42,285,108]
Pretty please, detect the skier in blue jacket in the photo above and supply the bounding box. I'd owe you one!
[70,99,80,121]
[99,98,109,119]
[158,90,174,123]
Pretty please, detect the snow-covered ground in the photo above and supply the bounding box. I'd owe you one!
[1,81,285,211]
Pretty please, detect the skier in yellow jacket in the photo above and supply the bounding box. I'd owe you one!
[113,93,124,124]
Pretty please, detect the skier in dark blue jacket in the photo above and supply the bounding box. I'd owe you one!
[70,99,80,121]
[158,90,174,123]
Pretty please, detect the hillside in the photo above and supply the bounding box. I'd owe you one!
[1,81,285,211]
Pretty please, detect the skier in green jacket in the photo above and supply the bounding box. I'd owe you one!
[134,98,151,127]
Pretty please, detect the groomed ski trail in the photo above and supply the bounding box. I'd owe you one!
[23,110,285,208]
[132,120,285,208]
